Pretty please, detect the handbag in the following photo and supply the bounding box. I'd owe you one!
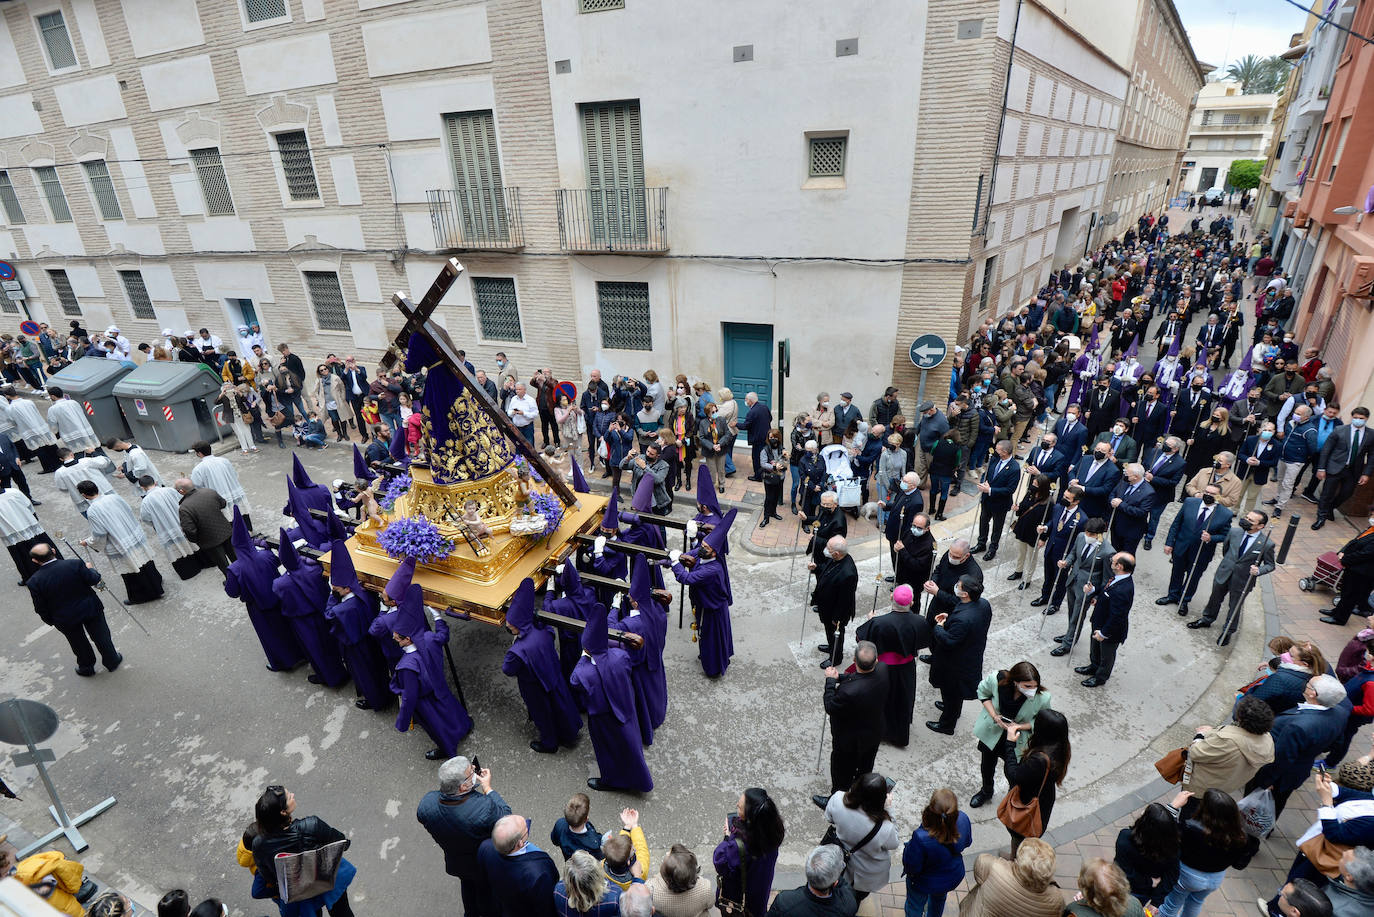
[273,832,346,903]
[819,818,883,868]
[996,752,1052,838]
[835,478,861,508]
[576,414,586,435]
[1298,833,1348,878]
[1154,747,1187,784]
[715,837,748,916]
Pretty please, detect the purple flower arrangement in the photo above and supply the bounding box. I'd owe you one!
[513,455,544,483]
[378,473,412,511]
[529,492,564,533]
[377,515,455,564]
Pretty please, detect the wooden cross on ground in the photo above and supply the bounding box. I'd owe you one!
[382,257,578,507]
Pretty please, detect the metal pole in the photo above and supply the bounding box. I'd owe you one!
[1040,520,1079,637]
[1024,483,1058,593]
[678,527,688,630]
[1277,513,1300,565]
[916,370,928,408]
[59,536,150,637]
[1217,524,1274,647]
[816,620,847,773]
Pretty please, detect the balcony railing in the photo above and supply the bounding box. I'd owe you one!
[556,186,668,253]
[426,187,525,250]
[1196,121,1266,131]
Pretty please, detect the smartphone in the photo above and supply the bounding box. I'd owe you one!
[1316,761,1327,776]
[472,755,482,774]
[998,716,1014,726]
[884,776,896,794]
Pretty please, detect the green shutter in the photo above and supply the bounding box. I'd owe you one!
[443,111,508,245]
[580,101,646,244]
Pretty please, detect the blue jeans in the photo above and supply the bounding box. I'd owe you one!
[381,410,402,436]
[905,890,948,917]
[725,451,736,474]
[1159,864,1226,917]
[790,463,801,505]
[301,433,326,447]
[516,424,535,445]
[929,475,953,504]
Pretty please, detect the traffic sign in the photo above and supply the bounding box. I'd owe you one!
[908,334,948,370]
[1,280,19,291]
[19,320,38,335]
[134,398,147,416]
[0,261,14,282]
[555,380,577,403]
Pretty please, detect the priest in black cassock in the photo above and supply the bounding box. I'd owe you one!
[809,534,857,667]
[893,512,935,590]
[855,584,931,747]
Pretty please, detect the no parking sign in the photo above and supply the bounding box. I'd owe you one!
[555,380,577,403]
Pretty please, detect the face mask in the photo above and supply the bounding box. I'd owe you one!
[1095,450,1109,461]
[1238,519,1253,532]
[822,548,832,559]
[1113,426,1125,435]
[1192,383,1204,390]
[822,401,831,410]
[1145,394,1155,402]
[1202,493,1216,506]
[601,402,609,410]
[1001,399,1011,406]
[911,526,925,537]
[1260,431,1273,440]
[1018,686,1037,698]
[1355,419,1367,429]
[900,481,913,493]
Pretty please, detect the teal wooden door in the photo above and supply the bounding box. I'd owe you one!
[723,322,773,411]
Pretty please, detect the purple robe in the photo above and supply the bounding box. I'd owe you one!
[1152,359,1183,410]
[570,648,653,792]
[671,557,734,677]
[225,549,304,672]
[273,558,349,687]
[324,591,394,709]
[583,549,627,611]
[1067,352,1099,406]
[609,598,668,743]
[501,626,582,750]
[393,636,471,757]
[284,480,334,549]
[616,522,665,589]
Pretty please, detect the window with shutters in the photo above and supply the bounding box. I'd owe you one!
[190,148,235,215]
[0,172,25,225]
[303,271,351,332]
[471,277,523,343]
[36,11,77,71]
[34,166,72,222]
[808,136,847,178]
[443,111,509,245]
[274,131,320,202]
[596,281,651,350]
[242,0,288,25]
[580,101,646,245]
[579,0,625,10]
[978,255,997,315]
[82,160,123,221]
[47,269,81,315]
[118,270,156,320]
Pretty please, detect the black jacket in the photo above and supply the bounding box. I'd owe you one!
[178,486,232,548]
[811,554,858,625]
[824,666,889,747]
[27,558,102,627]
[765,879,858,917]
[930,598,992,698]
[808,509,848,566]
[252,816,350,895]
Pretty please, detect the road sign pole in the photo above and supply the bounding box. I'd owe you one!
[916,370,927,407]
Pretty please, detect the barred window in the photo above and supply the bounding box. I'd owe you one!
[243,0,287,23]
[82,160,123,221]
[190,148,235,215]
[579,0,625,10]
[596,281,652,350]
[472,277,523,342]
[36,11,77,70]
[34,166,72,222]
[47,269,81,315]
[808,136,847,178]
[118,270,156,320]
[0,171,25,224]
[275,131,319,202]
[303,271,351,332]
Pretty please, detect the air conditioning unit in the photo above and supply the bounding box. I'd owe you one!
[1348,257,1374,298]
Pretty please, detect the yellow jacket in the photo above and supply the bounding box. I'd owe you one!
[236,837,258,875]
[14,851,84,917]
[602,826,650,890]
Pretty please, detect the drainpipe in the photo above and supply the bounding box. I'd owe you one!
[980,0,1024,237]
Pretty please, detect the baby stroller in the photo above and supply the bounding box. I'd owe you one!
[1298,551,1344,595]
[820,444,861,509]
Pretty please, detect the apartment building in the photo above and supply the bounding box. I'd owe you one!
[1180,80,1279,194]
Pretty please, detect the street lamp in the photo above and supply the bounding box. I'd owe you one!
[1333,205,1360,215]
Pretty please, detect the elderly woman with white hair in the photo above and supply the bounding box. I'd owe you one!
[553,850,620,916]
[766,844,856,915]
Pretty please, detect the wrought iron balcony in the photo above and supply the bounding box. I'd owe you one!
[556,186,668,253]
[426,187,525,250]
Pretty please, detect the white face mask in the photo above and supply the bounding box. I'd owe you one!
[1018,686,1037,698]
[1113,426,1125,435]
[911,526,925,537]
[822,548,832,559]
[822,401,831,410]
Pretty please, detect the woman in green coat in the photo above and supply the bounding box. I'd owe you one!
[970,660,1053,808]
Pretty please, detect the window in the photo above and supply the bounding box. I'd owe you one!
[117,270,156,320]
[190,148,235,216]
[579,0,625,10]
[808,136,847,178]
[36,11,77,70]
[471,277,523,342]
[274,131,319,202]
[978,255,997,314]
[303,271,350,332]
[596,281,651,350]
[1327,117,1351,182]
[0,172,25,224]
[581,101,646,244]
[82,160,123,221]
[1221,113,1240,125]
[47,269,81,315]
[243,0,287,22]
[443,111,508,244]
[33,166,72,222]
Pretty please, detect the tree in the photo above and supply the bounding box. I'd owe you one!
[1223,54,1291,93]
[1226,159,1263,191]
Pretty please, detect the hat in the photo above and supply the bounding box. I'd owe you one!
[352,444,376,482]
[702,507,737,555]
[628,554,653,615]
[328,540,358,588]
[106,325,119,334]
[600,487,620,530]
[1337,759,1374,791]
[277,527,300,571]
[291,453,316,489]
[230,506,254,555]
[505,577,536,635]
[695,464,720,514]
[892,584,914,606]
[385,555,416,604]
[161,328,174,336]
[840,392,853,400]
[391,583,427,639]
[570,455,590,494]
[885,386,899,396]
[917,400,934,413]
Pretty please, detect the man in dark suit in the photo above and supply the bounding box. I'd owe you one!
[1157,484,1233,616]
[1068,444,1122,520]
[1312,406,1374,530]
[1172,377,1214,443]
[820,641,888,795]
[1032,485,1085,610]
[1108,463,1154,556]
[1139,436,1186,549]
[1023,432,1066,482]
[416,756,511,917]
[1075,552,1134,686]
[810,535,858,667]
[26,542,121,676]
[1236,421,1281,514]
[175,479,236,576]
[808,492,847,567]
[477,813,559,917]
[926,576,992,733]
[739,392,774,482]
[338,356,369,423]
[973,440,1019,561]
[1131,386,1169,449]
[1320,520,1374,625]
[1050,519,1113,654]
[883,472,923,572]
[1093,422,1139,465]
[1189,509,1277,645]
[1052,404,1090,470]
[1245,675,1349,818]
[1082,379,1118,441]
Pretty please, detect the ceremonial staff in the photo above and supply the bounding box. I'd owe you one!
[1217,523,1275,648]
[1040,518,1079,638]
[1178,525,1212,616]
[815,619,848,773]
[967,447,995,547]
[1024,481,1059,595]
[55,532,150,637]
[1064,569,1095,667]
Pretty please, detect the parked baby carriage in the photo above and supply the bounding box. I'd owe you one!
[1298,551,1344,594]
[820,443,861,508]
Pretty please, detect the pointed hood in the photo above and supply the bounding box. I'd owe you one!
[505,577,536,635]
[328,538,361,590]
[695,464,720,514]
[702,507,736,555]
[558,562,584,597]
[570,455,589,494]
[385,555,416,604]
[326,509,349,543]
[628,555,654,613]
[580,601,609,656]
[291,453,315,489]
[231,506,254,554]
[600,486,620,530]
[353,444,376,481]
[277,528,301,571]
[391,583,427,638]
[631,471,655,513]
[389,426,408,464]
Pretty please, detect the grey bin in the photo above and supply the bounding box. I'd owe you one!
[111,363,228,453]
[44,359,135,442]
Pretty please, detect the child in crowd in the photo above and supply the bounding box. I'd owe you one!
[549,793,602,861]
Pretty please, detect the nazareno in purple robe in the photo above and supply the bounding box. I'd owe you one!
[671,508,737,678]
[545,563,598,681]
[609,556,669,744]
[322,538,393,709]
[569,602,653,792]
[223,508,304,672]
[386,583,472,755]
[272,529,349,687]
[501,578,582,751]
[583,488,628,608]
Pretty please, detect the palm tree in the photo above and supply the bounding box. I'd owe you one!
[1225,54,1269,92]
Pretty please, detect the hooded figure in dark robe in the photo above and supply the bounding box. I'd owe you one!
[690,465,727,556]
[323,539,393,710]
[353,444,376,484]
[617,474,666,590]
[609,555,669,744]
[501,577,582,753]
[384,580,473,760]
[670,508,736,678]
[272,528,348,687]
[569,600,653,793]
[224,507,304,672]
[570,455,590,493]
[544,562,598,680]
[583,489,628,609]
[283,455,333,548]
[854,583,931,747]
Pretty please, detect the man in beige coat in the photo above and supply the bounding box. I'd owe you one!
[1183,451,1244,510]
[1180,694,1275,800]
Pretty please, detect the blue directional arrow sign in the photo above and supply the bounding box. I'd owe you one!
[908,334,947,370]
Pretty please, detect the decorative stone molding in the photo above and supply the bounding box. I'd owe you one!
[67,129,109,161]
[19,139,57,166]
[289,235,342,272]
[175,111,222,150]
[256,95,311,132]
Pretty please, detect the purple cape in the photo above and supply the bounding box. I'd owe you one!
[324,591,393,709]
[616,523,665,589]
[392,634,472,757]
[225,541,304,672]
[284,479,334,548]
[672,556,734,677]
[609,600,669,743]
[503,581,582,750]
[273,555,349,687]
[570,648,652,791]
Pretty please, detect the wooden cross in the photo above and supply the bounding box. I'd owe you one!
[385,258,578,507]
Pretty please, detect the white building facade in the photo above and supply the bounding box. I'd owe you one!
[1180,80,1278,194]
